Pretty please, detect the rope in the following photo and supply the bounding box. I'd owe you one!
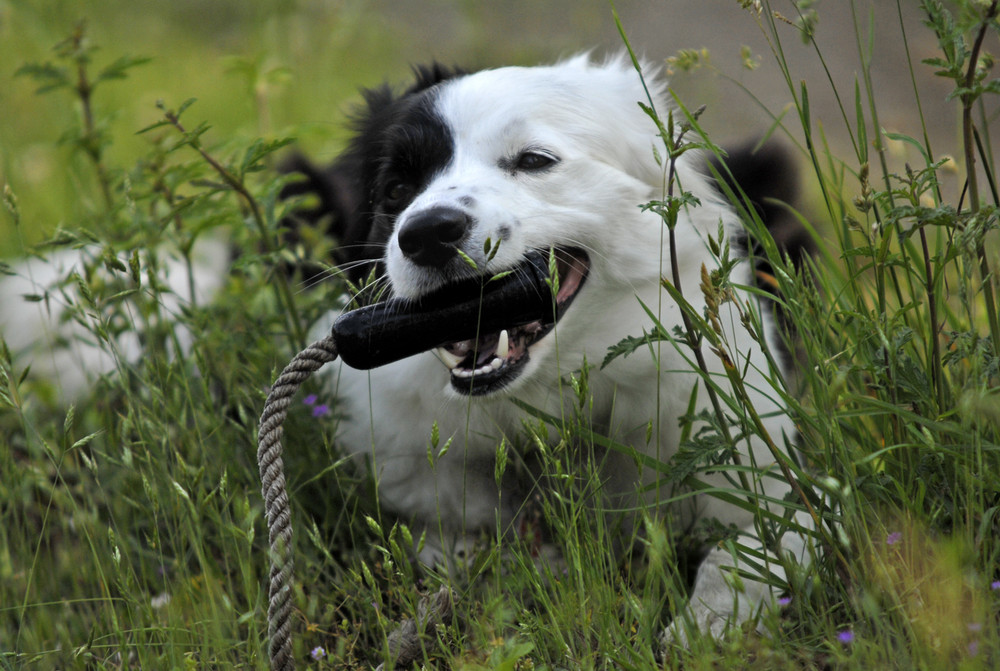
[257,333,339,671]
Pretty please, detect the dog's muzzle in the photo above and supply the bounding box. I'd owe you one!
[332,248,589,395]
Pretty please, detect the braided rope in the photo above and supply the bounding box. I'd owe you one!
[257,334,339,671]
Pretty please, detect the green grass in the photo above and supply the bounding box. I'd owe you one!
[0,0,421,257]
[2,0,1000,669]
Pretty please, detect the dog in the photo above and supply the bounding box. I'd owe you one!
[287,53,816,644]
[0,52,812,645]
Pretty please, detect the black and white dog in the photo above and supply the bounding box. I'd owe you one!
[290,54,814,641]
[1,53,813,643]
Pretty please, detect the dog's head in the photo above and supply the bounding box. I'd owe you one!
[290,56,679,396]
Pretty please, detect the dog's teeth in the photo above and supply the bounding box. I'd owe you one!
[436,347,464,370]
[496,329,509,360]
[489,357,502,371]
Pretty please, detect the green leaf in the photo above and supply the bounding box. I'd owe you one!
[239,137,295,177]
[602,330,663,369]
[364,515,382,537]
[95,55,152,84]
[129,251,141,284]
[102,252,127,274]
[70,432,101,451]
[488,270,513,283]
[136,119,172,135]
[176,97,199,119]
[14,62,71,94]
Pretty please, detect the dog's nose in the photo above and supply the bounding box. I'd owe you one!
[397,206,470,267]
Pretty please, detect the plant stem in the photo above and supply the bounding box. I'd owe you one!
[71,29,113,211]
[962,0,1000,358]
[918,228,945,411]
[164,111,307,350]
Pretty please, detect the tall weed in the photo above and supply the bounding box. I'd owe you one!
[1,2,999,669]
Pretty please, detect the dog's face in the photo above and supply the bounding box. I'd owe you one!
[341,57,670,396]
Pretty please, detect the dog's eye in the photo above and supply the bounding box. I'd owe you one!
[383,181,413,205]
[514,151,557,172]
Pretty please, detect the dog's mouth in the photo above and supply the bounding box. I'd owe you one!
[331,247,590,395]
[436,248,589,395]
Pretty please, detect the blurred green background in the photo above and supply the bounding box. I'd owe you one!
[0,0,962,256]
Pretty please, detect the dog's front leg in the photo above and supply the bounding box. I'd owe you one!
[370,446,511,571]
[662,511,812,647]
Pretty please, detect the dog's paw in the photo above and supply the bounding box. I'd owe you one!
[416,531,486,572]
[659,602,736,650]
[659,566,763,649]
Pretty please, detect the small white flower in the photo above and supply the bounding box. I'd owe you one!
[150,592,171,609]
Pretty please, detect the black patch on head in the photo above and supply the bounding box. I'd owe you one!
[280,63,465,286]
[369,93,454,214]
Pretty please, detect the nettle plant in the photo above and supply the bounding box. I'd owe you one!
[7,23,325,396]
[731,0,1000,663]
[3,23,349,668]
[612,0,1000,664]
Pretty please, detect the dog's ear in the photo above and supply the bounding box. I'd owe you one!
[277,152,364,284]
[279,153,361,241]
[407,62,466,93]
[709,142,815,269]
[279,63,465,286]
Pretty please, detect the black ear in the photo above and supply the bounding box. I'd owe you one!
[277,149,368,284]
[709,141,815,272]
[407,62,467,93]
[278,62,465,286]
[710,142,816,373]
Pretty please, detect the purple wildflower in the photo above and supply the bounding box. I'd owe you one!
[991,580,1000,591]
[968,622,983,633]
[303,394,318,406]
[968,641,979,657]
[310,646,326,661]
[837,629,855,644]
[777,596,792,607]
[312,404,330,418]
[886,531,902,546]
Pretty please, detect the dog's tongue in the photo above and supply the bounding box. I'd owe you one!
[332,251,555,370]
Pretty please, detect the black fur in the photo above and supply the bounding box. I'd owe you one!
[709,141,814,275]
[279,64,465,286]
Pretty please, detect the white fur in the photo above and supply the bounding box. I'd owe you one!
[0,236,228,402]
[318,56,811,642]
